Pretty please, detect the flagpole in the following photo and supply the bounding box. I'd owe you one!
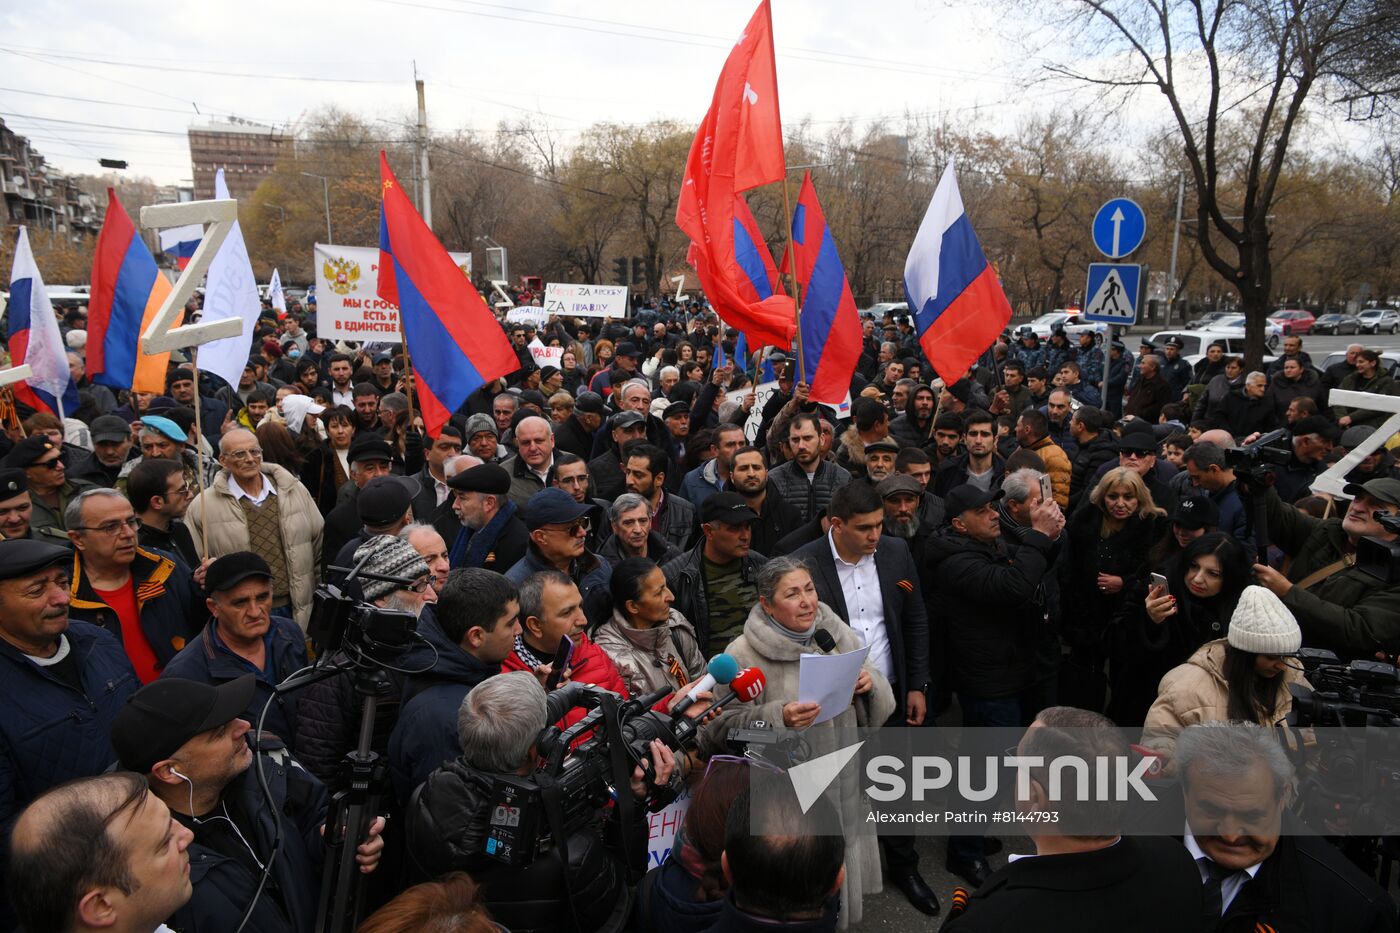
[764,0,804,384]
[189,360,210,559]
[398,318,418,439]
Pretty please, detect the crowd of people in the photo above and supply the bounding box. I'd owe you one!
[0,296,1397,933]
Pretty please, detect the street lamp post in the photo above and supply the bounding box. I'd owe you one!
[300,172,332,244]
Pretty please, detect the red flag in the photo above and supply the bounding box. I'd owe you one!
[676,0,795,349]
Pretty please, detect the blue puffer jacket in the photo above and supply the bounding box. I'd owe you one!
[160,616,310,749]
[168,738,328,933]
[388,612,499,803]
[0,622,139,844]
[66,546,205,670]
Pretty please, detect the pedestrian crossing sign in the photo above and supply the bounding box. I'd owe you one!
[1083,263,1141,324]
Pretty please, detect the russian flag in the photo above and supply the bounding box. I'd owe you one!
[158,223,203,271]
[7,227,79,416]
[377,152,519,437]
[905,161,1012,385]
[789,172,861,405]
[87,189,179,393]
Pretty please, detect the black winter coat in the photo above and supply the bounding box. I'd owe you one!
[1068,434,1119,512]
[169,741,328,933]
[926,526,1055,699]
[1058,508,1165,655]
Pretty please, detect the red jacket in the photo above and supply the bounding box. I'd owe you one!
[502,632,630,732]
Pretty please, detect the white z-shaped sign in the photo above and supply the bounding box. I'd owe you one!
[138,200,243,353]
[1311,389,1400,498]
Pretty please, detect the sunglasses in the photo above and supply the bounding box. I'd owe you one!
[703,753,784,780]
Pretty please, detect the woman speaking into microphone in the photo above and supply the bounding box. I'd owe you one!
[699,555,894,928]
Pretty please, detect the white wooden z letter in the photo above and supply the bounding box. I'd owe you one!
[1312,389,1400,498]
[138,199,242,353]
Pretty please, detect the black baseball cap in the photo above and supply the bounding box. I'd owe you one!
[609,410,646,431]
[1171,495,1220,530]
[112,675,257,773]
[944,484,1004,518]
[205,552,273,593]
[700,491,758,525]
[615,342,643,359]
[357,476,417,525]
[1117,423,1159,453]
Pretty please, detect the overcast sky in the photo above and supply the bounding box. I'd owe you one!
[0,0,1378,187]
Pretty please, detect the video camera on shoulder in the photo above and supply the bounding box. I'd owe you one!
[1225,428,1292,490]
[1289,648,1400,727]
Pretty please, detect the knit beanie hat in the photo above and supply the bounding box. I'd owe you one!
[1227,586,1301,654]
[352,534,430,603]
[464,413,499,439]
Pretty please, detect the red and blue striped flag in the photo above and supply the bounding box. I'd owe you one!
[377,152,518,437]
[87,189,179,393]
[789,172,861,405]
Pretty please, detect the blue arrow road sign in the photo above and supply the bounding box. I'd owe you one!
[1092,198,1146,259]
[1083,263,1141,325]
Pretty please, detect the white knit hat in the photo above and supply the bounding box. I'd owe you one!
[1228,586,1301,654]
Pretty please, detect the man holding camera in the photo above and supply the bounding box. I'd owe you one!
[404,671,676,933]
[1250,478,1400,661]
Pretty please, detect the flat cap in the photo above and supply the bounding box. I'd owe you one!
[90,415,132,444]
[0,538,71,582]
[876,474,923,499]
[1343,477,1400,507]
[348,437,394,464]
[574,392,606,415]
[357,476,418,525]
[609,410,646,431]
[447,462,511,495]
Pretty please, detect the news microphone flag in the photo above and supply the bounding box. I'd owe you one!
[158,223,202,271]
[7,227,79,416]
[789,172,861,405]
[905,160,1012,385]
[87,189,179,393]
[377,152,518,438]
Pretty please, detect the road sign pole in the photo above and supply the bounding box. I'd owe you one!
[1100,324,1113,410]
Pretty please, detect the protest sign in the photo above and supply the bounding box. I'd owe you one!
[543,282,629,319]
[647,786,691,868]
[506,306,549,328]
[314,244,473,342]
[528,337,564,368]
[726,379,779,442]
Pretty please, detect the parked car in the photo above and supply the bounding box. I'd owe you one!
[1321,350,1400,380]
[1184,311,1234,330]
[1019,311,1108,340]
[1311,313,1362,335]
[1267,309,1316,335]
[1358,308,1400,335]
[1150,330,1280,370]
[1206,315,1283,350]
[863,301,909,318]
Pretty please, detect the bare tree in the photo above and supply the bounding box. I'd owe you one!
[1044,0,1384,364]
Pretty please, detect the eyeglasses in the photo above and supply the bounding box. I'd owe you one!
[222,449,263,462]
[407,577,434,594]
[547,517,590,536]
[704,753,784,779]
[75,516,141,536]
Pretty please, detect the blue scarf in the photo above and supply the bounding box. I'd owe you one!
[450,499,519,569]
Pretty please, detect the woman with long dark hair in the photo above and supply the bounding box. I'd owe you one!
[1142,585,1309,767]
[1058,467,1167,717]
[300,405,356,515]
[1112,532,1250,726]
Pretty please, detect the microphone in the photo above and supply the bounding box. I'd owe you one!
[673,666,766,743]
[813,629,837,653]
[671,654,741,717]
